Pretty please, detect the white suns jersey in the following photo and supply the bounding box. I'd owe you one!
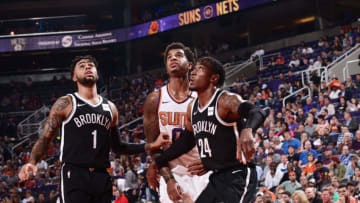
[158,84,200,170]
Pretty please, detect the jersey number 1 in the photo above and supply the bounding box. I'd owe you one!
[92,130,97,149]
[198,138,212,158]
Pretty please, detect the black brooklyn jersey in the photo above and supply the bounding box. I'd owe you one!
[191,89,242,171]
[60,93,113,168]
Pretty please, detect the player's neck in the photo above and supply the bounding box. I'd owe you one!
[77,84,99,104]
[168,76,189,94]
[197,87,216,109]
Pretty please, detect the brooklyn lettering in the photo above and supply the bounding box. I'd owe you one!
[192,121,217,135]
[73,113,111,129]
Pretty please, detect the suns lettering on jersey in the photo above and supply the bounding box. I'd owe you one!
[159,112,187,127]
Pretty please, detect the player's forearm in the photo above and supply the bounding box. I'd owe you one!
[150,152,174,183]
[29,136,52,165]
[155,129,195,167]
[109,126,147,154]
[238,102,266,131]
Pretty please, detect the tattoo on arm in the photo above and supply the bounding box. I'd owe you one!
[29,97,69,164]
[218,93,242,122]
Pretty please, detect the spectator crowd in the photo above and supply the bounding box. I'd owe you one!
[1,24,360,203]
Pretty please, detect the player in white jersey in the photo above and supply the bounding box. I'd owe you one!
[144,42,210,203]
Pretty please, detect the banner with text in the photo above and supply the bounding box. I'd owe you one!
[0,0,272,53]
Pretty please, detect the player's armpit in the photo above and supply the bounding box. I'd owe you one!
[29,96,71,165]
[185,100,194,132]
[107,100,119,127]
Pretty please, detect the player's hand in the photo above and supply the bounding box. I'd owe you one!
[237,128,255,164]
[146,162,160,189]
[18,163,37,182]
[167,178,183,202]
[187,159,208,176]
[150,133,171,151]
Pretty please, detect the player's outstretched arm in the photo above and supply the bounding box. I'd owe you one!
[218,92,266,163]
[146,101,196,192]
[143,91,174,188]
[108,100,169,155]
[19,96,71,181]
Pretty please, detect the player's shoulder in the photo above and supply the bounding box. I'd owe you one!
[50,95,72,114]
[53,95,72,107]
[144,88,161,108]
[218,90,244,102]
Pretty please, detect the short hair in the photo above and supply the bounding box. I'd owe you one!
[281,191,291,197]
[69,55,98,77]
[338,183,347,189]
[164,42,195,66]
[344,111,352,117]
[197,56,225,87]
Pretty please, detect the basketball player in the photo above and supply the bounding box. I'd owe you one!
[147,56,267,203]
[18,55,169,203]
[144,42,210,202]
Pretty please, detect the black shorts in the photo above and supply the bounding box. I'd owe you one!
[60,163,112,203]
[196,165,258,203]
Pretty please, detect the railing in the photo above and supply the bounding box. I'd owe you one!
[327,43,360,70]
[343,59,360,81]
[12,138,30,152]
[224,58,257,86]
[17,106,50,136]
[118,117,143,131]
[283,86,311,107]
[259,52,280,71]
[300,66,328,87]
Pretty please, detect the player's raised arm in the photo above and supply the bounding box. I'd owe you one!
[108,100,168,155]
[19,96,71,181]
[217,92,266,163]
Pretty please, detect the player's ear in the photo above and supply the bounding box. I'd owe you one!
[72,72,77,82]
[187,62,193,71]
[210,74,220,86]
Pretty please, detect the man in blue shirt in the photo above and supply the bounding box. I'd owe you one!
[303,97,315,114]
[299,140,318,166]
[339,145,352,166]
[282,131,301,155]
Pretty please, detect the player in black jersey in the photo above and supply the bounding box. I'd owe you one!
[147,56,266,203]
[18,55,169,203]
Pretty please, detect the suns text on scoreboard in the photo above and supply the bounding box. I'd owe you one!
[178,0,240,26]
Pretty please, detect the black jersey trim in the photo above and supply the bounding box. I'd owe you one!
[74,92,103,107]
[197,88,220,113]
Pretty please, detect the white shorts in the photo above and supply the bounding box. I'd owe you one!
[159,165,211,203]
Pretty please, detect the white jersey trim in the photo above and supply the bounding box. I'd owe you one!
[60,94,76,162]
[61,163,66,203]
[63,94,77,124]
[74,92,103,107]
[197,88,220,113]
